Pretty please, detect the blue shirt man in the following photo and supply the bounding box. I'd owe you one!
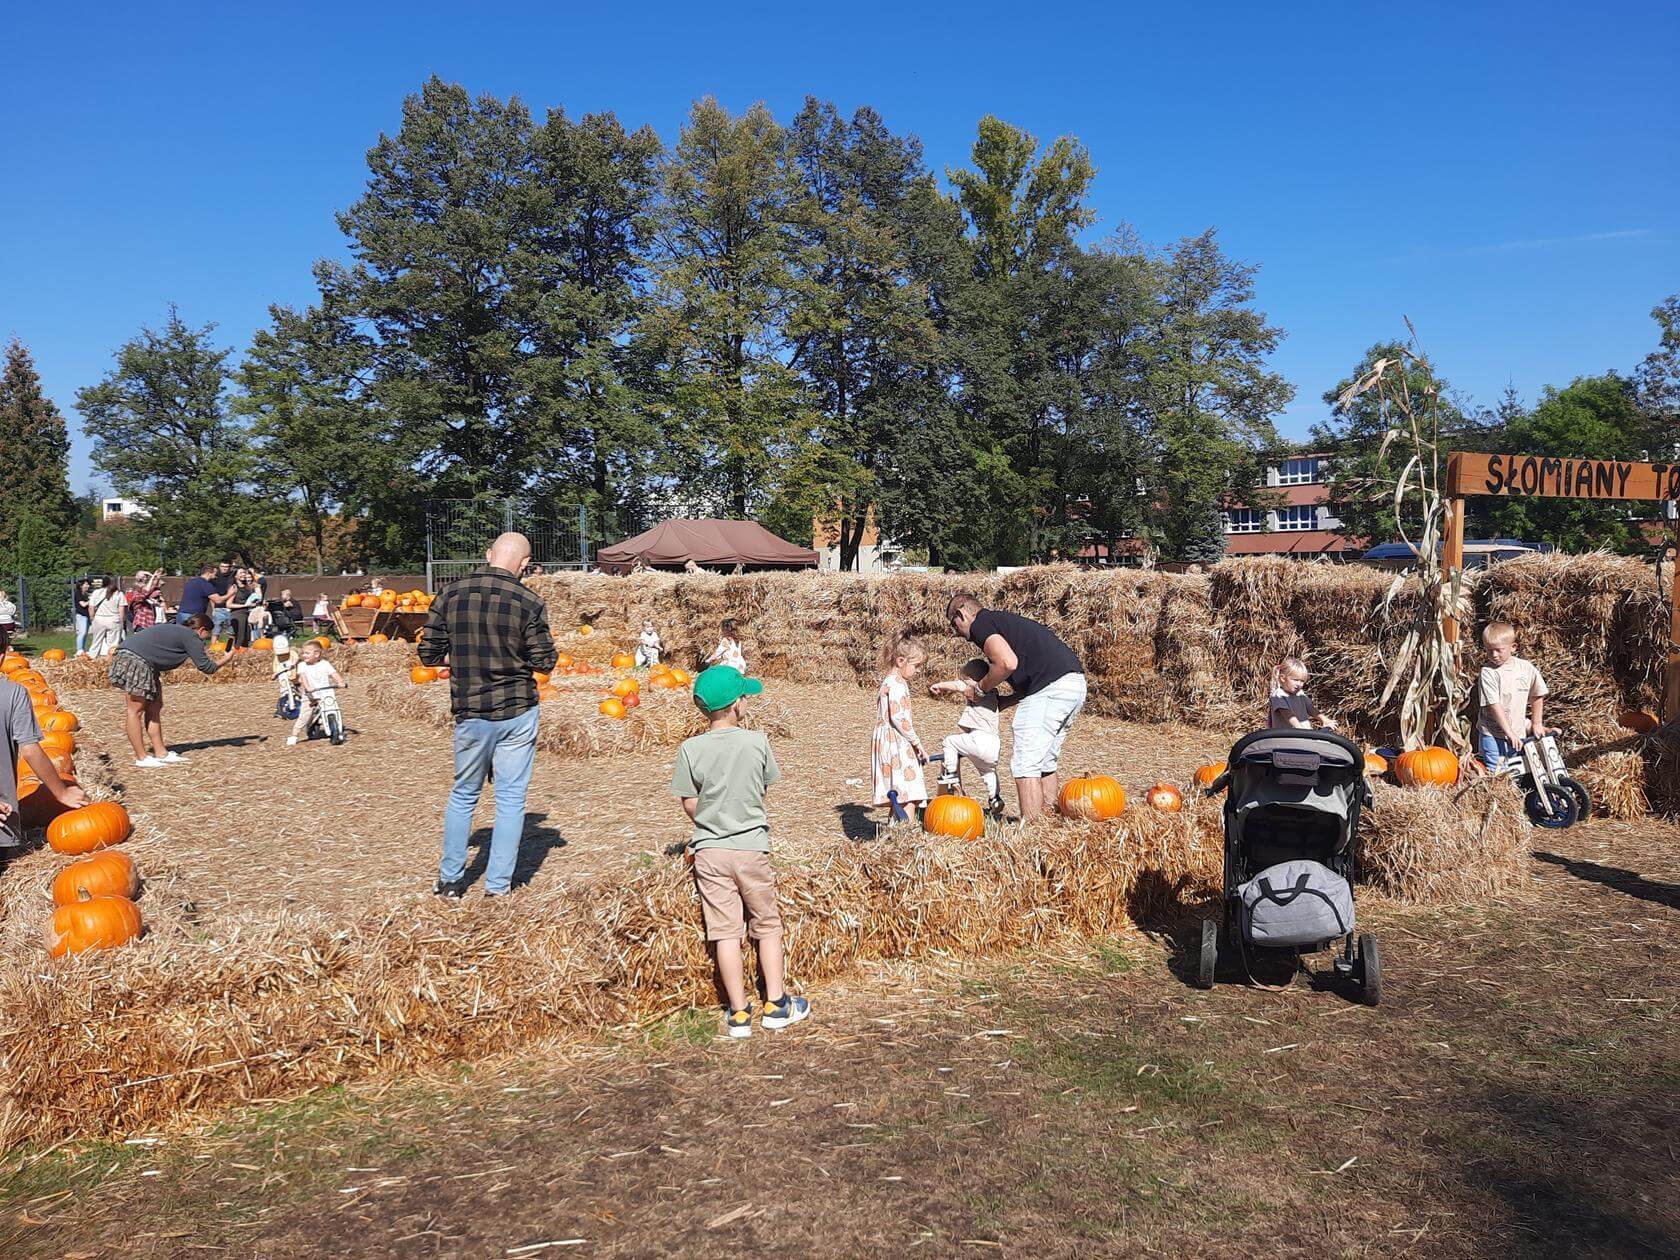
[177,565,218,623]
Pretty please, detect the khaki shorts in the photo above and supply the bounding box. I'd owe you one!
[692,848,783,942]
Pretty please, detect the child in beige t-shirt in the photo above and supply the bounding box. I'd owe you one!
[1477,622,1549,769]
[929,659,1005,812]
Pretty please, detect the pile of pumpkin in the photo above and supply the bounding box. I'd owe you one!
[1,651,145,956]
[345,588,433,614]
[595,654,691,719]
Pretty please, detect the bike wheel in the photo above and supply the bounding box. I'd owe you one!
[1524,784,1578,829]
[1558,774,1592,822]
[328,714,345,745]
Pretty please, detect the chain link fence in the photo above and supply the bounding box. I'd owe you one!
[424,499,637,590]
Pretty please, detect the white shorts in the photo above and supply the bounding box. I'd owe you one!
[1010,673,1087,778]
[942,729,1000,773]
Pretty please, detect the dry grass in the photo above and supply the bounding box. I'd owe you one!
[38,640,419,692]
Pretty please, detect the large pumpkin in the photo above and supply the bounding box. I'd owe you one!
[42,648,66,663]
[28,688,59,711]
[650,671,680,689]
[669,668,691,686]
[37,730,76,759]
[611,652,635,669]
[598,697,627,719]
[410,665,440,685]
[1144,783,1183,812]
[924,794,985,839]
[610,677,640,699]
[1192,762,1226,789]
[52,851,139,906]
[1618,710,1660,734]
[39,710,79,734]
[1058,773,1127,821]
[342,594,362,608]
[251,636,275,651]
[1395,746,1460,788]
[45,895,143,957]
[46,801,133,855]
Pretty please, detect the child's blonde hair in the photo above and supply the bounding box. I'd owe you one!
[1273,656,1308,687]
[1482,621,1517,646]
[300,641,325,660]
[884,634,927,671]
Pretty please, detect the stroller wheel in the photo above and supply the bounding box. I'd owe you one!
[1357,933,1382,1006]
[1196,919,1218,989]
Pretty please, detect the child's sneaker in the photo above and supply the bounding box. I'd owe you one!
[986,795,1005,817]
[724,1007,754,1039]
[761,995,810,1030]
[285,736,299,746]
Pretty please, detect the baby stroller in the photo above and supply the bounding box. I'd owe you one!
[1197,729,1381,1005]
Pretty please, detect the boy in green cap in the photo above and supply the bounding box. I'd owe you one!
[671,665,810,1039]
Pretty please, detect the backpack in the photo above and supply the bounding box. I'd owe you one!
[1239,859,1354,948]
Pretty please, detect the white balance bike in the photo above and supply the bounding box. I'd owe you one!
[1489,732,1590,828]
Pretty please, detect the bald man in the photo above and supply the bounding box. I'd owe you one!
[419,532,559,898]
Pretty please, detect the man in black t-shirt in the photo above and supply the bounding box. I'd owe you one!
[946,593,1087,819]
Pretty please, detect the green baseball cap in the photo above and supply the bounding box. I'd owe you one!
[693,665,762,712]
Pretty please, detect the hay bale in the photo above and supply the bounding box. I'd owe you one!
[41,641,418,693]
[1355,778,1531,903]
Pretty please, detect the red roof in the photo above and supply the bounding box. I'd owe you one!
[1225,530,1354,556]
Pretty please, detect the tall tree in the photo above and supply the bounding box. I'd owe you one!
[777,99,939,568]
[77,307,271,568]
[1315,340,1472,544]
[1487,374,1648,552]
[235,275,399,573]
[522,108,665,513]
[0,339,80,572]
[649,98,808,517]
[336,77,546,499]
[1636,295,1680,450]
[1139,231,1289,561]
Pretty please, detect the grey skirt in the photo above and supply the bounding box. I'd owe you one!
[109,649,161,701]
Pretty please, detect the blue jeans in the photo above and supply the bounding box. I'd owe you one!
[440,706,540,893]
[210,607,232,638]
[1479,731,1517,771]
[74,614,88,655]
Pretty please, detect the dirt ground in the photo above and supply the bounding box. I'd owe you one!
[2,677,1228,923]
[3,808,1676,1258]
[4,674,1675,1256]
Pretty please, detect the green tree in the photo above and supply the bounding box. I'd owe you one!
[77,306,273,569]
[1139,231,1289,561]
[1636,295,1680,448]
[0,339,81,571]
[1315,340,1473,544]
[777,99,940,568]
[236,281,400,573]
[1487,374,1648,552]
[649,98,808,517]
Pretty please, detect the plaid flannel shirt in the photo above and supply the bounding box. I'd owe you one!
[417,567,558,723]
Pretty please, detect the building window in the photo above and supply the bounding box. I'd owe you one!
[1275,505,1318,531]
[1276,457,1321,485]
[1224,509,1263,534]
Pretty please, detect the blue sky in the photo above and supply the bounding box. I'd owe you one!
[4,1,1676,493]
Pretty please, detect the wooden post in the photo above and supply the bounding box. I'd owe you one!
[1442,454,1467,646]
[1667,511,1680,722]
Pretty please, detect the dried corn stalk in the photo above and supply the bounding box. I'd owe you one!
[1339,327,1469,754]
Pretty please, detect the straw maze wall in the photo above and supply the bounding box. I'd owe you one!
[531,555,1676,813]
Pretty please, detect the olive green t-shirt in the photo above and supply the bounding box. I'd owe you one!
[669,727,781,853]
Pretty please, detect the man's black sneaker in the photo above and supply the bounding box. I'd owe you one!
[433,879,468,899]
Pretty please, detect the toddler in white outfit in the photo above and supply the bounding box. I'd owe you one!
[929,659,1005,813]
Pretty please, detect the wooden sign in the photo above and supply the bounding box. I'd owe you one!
[1448,452,1680,501]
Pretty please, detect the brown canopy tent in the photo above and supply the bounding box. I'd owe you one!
[596,519,818,574]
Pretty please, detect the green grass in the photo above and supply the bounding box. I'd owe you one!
[12,627,75,654]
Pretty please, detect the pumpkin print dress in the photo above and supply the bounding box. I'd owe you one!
[872,672,927,806]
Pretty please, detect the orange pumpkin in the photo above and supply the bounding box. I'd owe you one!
[610,678,640,698]
[1364,752,1389,777]
[669,668,691,685]
[52,851,139,906]
[578,625,593,637]
[1395,746,1459,788]
[344,594,364,608]
[598,697,627,719]
[251,637,275,651]
[369,633,390,645]
[410,665,440,685]
[536,683,559,702]
[533,670,551,683]
[42,648,67,663]
[1058,773,1127,820]
[1144,783,1183,812]
[0,652,26,673]
[47,801,133,856]
[1193,762,1226,788]
[39,710,79,734]
[923,794,985,839]
[650,672,680,689]
[554,653,574,669]
[45,895,142,957]
[28,688,59,711]
[611,652,635,669]
[37,730,76,759]
[1618,710,1660,734]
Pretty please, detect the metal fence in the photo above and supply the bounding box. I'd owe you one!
[423,498,634,589]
